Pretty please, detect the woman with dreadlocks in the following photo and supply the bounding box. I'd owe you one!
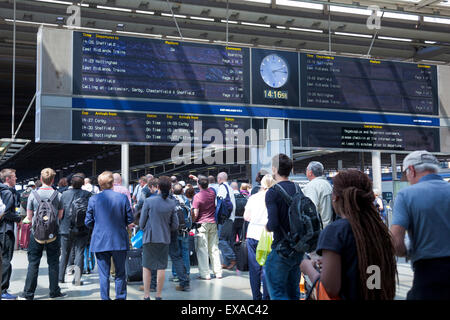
[300,169,397,300]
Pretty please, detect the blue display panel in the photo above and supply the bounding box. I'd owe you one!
[300,53,439,115]
[73,32,250,103]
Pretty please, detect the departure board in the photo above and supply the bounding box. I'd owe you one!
[300,53,439,115]
[73,32,250,103]
[72,110,251,145]
[299,121,440,151]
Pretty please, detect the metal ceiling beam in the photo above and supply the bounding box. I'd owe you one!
[415,0,443,10]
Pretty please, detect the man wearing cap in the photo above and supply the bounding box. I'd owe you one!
[390,150,450,300]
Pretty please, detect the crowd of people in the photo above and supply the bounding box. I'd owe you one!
[0,149,449,300]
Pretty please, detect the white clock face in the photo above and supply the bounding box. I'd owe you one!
[260,54,289,88]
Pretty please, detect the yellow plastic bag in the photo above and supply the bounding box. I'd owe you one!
[256,230,273,266]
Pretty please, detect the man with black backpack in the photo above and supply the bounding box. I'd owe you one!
[265,154,322,300]
[58,173,92,285]
[169,183,191,291]
[19,168,66,300]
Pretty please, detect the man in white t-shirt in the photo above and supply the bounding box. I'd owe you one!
[82,177,100,194]
[216,172,236,270]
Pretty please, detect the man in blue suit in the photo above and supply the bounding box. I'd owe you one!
[85,171,134,300]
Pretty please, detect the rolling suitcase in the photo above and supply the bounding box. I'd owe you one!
[125,248,143,282]
[19,223,32,250]
[234,228,248,271]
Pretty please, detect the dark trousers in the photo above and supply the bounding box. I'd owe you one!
[95,250,127,300]
[22,236,62,300]
[169,231,189,288]
[407,257,450,300]
[218,219,236,265]
[59,233,89,282]
[1,231,15,294]
[247,238,270,300]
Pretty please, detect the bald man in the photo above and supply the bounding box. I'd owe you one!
[113,173,132,206]
[216,172,237,269]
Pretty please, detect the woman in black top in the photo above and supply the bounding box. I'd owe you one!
[301,169,397,300]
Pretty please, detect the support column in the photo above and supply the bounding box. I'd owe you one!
[144,145,150,174]
[121,143,129,188]
[92,160,97,177]
[391,153,397,181]
[338,160,343,171]
[372,151,382,193]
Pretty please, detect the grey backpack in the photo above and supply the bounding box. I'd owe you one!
[32,190,59,242]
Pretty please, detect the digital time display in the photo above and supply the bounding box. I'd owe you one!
[251,49,299,107]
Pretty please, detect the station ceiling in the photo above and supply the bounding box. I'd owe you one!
[1,0,450,182]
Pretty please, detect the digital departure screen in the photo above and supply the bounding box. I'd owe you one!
[300,53,439,115]
[72,110,251,145]
[73,32,250,103]
[35,28,445,151]
[299,121,440,151]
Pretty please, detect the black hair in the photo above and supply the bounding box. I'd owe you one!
[198,175,209,189]
[255,169,268,184]
[71,173,86,189]
[272,154,293,177]
[158,176,172,200]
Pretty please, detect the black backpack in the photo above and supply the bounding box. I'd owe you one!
[174,195,191,232]
[272,183,323,257]
[32,190,59,242]
[234,193,248,217]
[20,189,31,210]
[69,192,89,233]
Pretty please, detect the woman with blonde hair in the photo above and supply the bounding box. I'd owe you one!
[243,174,276,300]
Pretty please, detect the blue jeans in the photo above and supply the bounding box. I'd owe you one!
[172,234,190,276]
[95,251,127,300]
[168,232,189,288]
[247,238,270,300]
[264,248,303,300]
[218,219,236,265]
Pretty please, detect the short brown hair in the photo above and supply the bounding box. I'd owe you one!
[98,171,114,190]
[185,187,195,199]
[41,168,56,185]
[148,178,159,188]
[0,169,16,183]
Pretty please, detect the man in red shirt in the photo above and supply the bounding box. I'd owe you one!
[191,175,222,280]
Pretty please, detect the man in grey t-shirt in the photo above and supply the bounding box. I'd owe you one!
[19,168,65,300]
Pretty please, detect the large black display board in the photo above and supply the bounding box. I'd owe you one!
[300,53,439,115]
[73,32,250,103]
[72,110,251,145]
[298,121,440,151]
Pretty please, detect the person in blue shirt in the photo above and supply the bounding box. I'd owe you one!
[391,150,450,300]
[85,171,134,300]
